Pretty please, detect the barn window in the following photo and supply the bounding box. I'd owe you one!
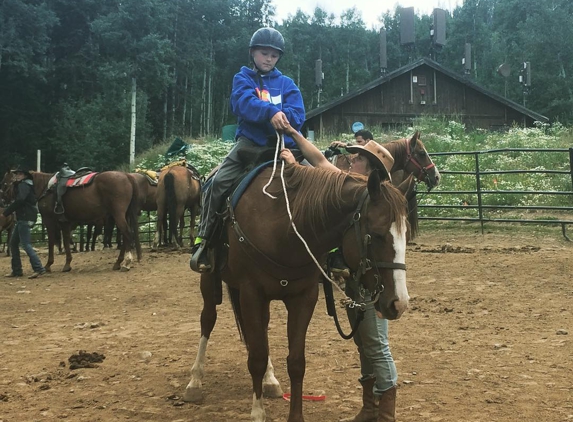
[417,75,427,86]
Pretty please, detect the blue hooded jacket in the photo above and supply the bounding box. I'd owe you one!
[230,66,305,149]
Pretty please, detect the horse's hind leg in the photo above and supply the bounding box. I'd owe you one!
[263,357,283,398]
[183,272,219,403]
[113,217,130,271]
[60,224,74,272]
[240,291,271,422]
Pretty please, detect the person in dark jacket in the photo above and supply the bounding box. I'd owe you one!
[190,27,305,273]
[3,165,46,279]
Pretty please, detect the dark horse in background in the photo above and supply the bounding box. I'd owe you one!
[184,162,410,422]
[152,165,201,251]
[6,171,142,272]
[333,131,440,239]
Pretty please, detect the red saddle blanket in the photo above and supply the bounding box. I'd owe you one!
[48,172,98,190]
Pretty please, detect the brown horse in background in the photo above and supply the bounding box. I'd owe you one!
[0,209,14,256]
[184,163,410,422]
[7,171,142,272]
[152,165,201,250]
[333,132,440,238]
[130,172,158,212]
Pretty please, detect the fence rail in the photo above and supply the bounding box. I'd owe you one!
[419,147,573,240]
[2,147,573,250]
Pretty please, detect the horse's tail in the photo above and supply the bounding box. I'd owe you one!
[126,173,142,261]
[227,285,247,348]
[165,171,178,245]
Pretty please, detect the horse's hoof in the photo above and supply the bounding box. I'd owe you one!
[62,267,72,273]
[120,266,130,272]
[263,383,284,398]
[182,387,203,403]
[112,264,121,271]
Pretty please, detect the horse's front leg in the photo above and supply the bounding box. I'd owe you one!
[183,272,220,403]
[284,283,320,422]
[241,291,271,422]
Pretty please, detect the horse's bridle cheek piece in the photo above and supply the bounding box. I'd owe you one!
[405,139,436,183]
[343,191,406,305]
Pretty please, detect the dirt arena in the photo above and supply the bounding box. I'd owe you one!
[1,226,572,422]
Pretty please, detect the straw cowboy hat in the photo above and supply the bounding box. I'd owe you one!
[346,140,394,180]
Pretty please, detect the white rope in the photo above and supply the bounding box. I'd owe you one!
[261,131,284,199]
[261,131,351,302]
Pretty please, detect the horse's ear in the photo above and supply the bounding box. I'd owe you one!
[409,131,420,148]
[367,169,383,200]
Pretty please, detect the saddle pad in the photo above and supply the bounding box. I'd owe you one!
[135,168,159,185]
[66,172,97,187]
[47,172,98,190]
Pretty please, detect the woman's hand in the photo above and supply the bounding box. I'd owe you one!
[330,140,348,149]
[280,148,296,165]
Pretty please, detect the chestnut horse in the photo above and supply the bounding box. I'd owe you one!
[333,132,440,238]
[5,171,142,272]
[152,165,201,250]
[184,163,409,422]
[0,208,14,256]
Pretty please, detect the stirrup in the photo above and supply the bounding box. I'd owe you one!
[190,242,213,273]
[54,205,65,215]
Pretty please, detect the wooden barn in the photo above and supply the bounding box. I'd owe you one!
[304,57,548,138]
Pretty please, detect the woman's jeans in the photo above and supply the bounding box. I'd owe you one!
[346,286,398,394]
[10,221,44,274]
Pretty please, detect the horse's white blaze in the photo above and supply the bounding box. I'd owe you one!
[251,393,266,422]
[183,336,208,402]
[390,218,409,318]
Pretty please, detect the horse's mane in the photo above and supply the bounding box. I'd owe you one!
[279,164,361,233]
[377,177,408,235]
[30,171,55,197]
[280,164,407,236]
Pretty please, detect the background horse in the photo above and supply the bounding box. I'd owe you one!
[15,171,142,272]
[184,163,409,422]
[152,165,201,250]
[0,209,14,256]
[333,132,440,238]
[103,173,160,250]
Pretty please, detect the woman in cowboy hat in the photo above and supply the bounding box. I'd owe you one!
[280,127,401,422]
[3,165,46,279]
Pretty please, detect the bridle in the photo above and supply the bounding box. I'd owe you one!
[404,138,436,184]
[343,189,406,308]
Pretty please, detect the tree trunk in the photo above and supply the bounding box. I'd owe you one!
[130,77,137,165]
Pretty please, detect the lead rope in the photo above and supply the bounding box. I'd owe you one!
[262,131,364,308]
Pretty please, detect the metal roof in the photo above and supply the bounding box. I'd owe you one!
[305,57,548,123]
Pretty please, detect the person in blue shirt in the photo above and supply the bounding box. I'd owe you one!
[190,27,305,273]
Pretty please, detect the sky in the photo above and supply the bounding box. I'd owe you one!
[272,0,463,29]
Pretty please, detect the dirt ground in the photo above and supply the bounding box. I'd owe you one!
[1,226,572,422]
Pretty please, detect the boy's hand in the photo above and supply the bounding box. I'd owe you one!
[271,111,290,131]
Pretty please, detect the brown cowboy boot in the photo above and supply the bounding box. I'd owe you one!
[340,378,377,422]
[377,385,397,422]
